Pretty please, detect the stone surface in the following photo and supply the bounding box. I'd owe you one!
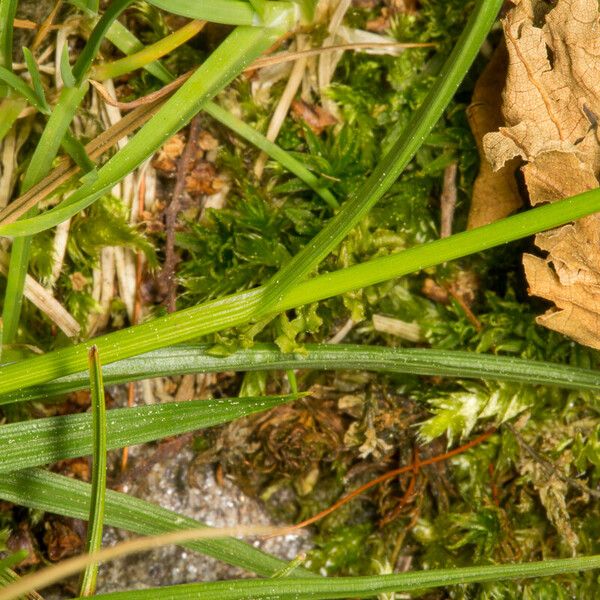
[95,446,310,594]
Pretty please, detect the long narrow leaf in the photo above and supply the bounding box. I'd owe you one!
[0,65,49,113]
[92,20,205,81]
[22,47,49,112]
[1,524,295,600]
[71,0,134,85]
[72,556,600,599]
[148,0,295,27]
[1,83,88,343]
[79,346,107,597]
[0,25,287,238]
[0,186,599,397]
[0,469,315,578]
[258,0,504,314]
[105,21,173,83]
[204,102,338,208]
[59,44,76,87]
[2,343,600,407]
[0,0,17,72]
[0,394,297,472]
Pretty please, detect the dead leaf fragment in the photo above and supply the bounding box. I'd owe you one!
[291,99,337,134]
[482,0,600,348]
[484,0,600,171]
[152,133,185,174]
[467,42,522,228]
[184,161,223,195]
[7,523,41,568]
[44,519,85,561]
[197,130,219,151]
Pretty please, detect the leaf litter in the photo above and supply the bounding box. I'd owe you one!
[477,0,600,348]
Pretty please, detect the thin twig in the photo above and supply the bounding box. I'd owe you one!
[13,18,37,29]
[281,429,495,533]
[161,116,202,313]
[440,162,457,239]
[379,447,421,527]
[31,0,63,52]
[447,285,483,332]
[247,41,434,71]
[326,317,355,343]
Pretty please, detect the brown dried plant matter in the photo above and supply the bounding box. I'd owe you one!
[467,42,521,229]
[482,0,600,348]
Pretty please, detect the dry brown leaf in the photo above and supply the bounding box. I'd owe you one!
[484,0,600,171]
[467,42,522,228]
[291,99,337,134]
[151,133,185,174]
[481,0,600,348]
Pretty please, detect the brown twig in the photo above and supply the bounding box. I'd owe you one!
[31,0,62,51]
[379,447,421,527]
[161,116,202,313]
[447,285,483,332]
[488,462,500,506]
[13,18,37,29]
[507,424,600,499]
[440,162,457,239]
[89,73,189,111]
[280,429,495,533]
[247,41,434,71]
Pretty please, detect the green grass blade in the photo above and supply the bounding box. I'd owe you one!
[79,347,107,597]
[71,555,600,599]
[0,96,25,143]
[0,186,599,397]
[1,83,88,343]
[0,469,314,578]
[61,130,96,173]
[0,0,23,133]
[92,19,204,81]
[0,236,33,344]
[71,0,134,85]
[22,48,50,112]
[2,342,599,407]
[249,0,267,19]
[0,25,285,239]
[0,65,49,113]
[105,20,174,83]
[59,44,76,88]
[148,0,296,27]
[0,394,297,471]
[258,0,503,314]
[204,101,338,209]
[0,0,17,75]
[21,85,89,192]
